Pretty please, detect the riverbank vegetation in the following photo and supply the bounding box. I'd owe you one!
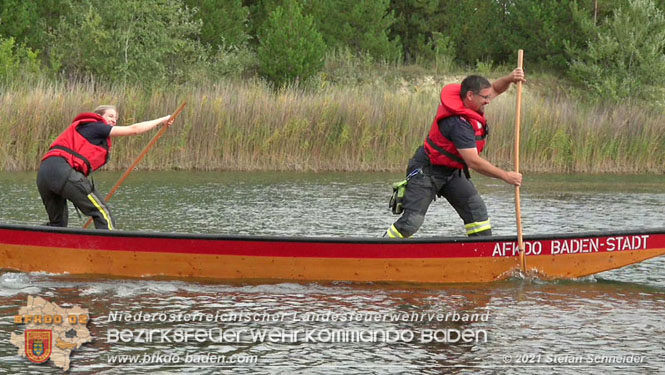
[1,0,663,173]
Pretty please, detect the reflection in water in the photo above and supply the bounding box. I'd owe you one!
[0,171,664,373]
[1,171,663,237]
[0,274,663,374]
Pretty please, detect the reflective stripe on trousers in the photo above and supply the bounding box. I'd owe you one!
[465,219,491,236]
[386,224,405,238]
[87,193,115,230]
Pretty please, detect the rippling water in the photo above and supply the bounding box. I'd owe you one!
[1,171,664,374]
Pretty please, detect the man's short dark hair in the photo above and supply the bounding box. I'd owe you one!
[460,75,491,100]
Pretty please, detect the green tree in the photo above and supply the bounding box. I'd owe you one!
[246,0,281,46]
[184,0,250,50]
[306,0,401,61]
[500,0,588,72]
[389,0,444,63]
[0,0,71,69]
[429,31,456,71]
[568,0,665,101]
[0,0,68,47]
[49,0,203,84]
[257,0,325,86]
[0,1,39,44]
[439,0,508,66]
[0,36,41,83]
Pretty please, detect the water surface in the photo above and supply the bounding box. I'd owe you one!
[0,171,664,374]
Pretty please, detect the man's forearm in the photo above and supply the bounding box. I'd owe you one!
[467,157,510,182]
[491,74,515,96]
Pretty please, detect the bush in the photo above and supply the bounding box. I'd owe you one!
[49,0,204,84]
[307,0,401,62]
[430,32,456,73]
[185,0,251,50]
[257,0,326,86]
[0,36,41,83]
[567,0,665,102]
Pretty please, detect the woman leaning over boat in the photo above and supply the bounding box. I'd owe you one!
[37,105,172,230]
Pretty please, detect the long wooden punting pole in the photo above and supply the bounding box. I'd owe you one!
[83,102,187,229]
[514,50,526,273]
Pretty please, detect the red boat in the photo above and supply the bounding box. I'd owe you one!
[1,223,663,283]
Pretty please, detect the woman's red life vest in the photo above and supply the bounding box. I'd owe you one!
[423,84,488,169]
[42,113,112,176]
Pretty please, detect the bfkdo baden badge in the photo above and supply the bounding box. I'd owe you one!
[11,296,92,370]
[25,329,52,363]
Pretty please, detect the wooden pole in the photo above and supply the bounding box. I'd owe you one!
[514,50,526,273]
[83,102,187,229]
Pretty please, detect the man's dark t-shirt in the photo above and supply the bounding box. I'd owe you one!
[412,116,478,171]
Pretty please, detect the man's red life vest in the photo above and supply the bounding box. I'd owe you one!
[42,113,112,176]
[423,84,488,169]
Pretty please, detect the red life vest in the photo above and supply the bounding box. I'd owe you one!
[423,84,488,169]
[42,113,112,176]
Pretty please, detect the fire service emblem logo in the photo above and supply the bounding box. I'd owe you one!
[25,329,52,364]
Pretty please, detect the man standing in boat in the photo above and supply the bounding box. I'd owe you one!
[37,105,172,230]
[386,69,525,238]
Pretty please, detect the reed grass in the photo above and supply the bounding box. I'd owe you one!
[1,77,663,173]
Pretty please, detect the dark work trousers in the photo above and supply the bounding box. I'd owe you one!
[37,157,116,230]
[388,161,491,238]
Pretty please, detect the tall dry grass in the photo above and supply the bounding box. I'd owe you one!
[488,87,665,173]
[1,78,663,173]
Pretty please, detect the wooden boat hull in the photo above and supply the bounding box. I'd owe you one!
[1,224,664,283]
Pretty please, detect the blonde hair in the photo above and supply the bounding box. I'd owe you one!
[93,105,117,116]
